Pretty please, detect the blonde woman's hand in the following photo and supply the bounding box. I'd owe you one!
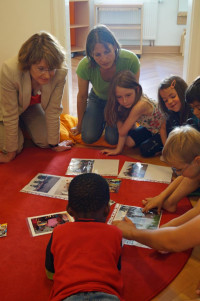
[51,140,74,152]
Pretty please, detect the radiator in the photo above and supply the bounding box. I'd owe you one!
[96,1,158,42]
[98,7,141,25]
[143,1,158,40]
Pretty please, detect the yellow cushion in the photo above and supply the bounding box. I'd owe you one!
[60,114,116,148]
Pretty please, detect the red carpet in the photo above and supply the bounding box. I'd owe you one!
[0,147,192,301]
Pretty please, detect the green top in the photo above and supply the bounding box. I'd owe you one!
[76,49,140,100]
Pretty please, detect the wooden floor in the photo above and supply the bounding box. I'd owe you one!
[71,52,200,301]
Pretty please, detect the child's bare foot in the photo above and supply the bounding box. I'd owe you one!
[142,197,178,214]
[142,197,163,214]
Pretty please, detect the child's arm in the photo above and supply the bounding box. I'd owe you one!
[102,100,152,156]
[101,134,127,156]
[118,100,150,137]
[142,176,200,213]
[142,175,184,213]
[113,215,200,252]
[162,198,200,228]
[159,120,167,146]
[101,121,128,155]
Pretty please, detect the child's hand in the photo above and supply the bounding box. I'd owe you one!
[142,196,163,214]
[101,148,121,156]
[113,216,136,240]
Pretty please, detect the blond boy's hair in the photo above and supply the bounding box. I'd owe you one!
[163,125,200,164]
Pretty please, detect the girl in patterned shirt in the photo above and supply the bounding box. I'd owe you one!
[158,75,197,146]
[101,70,164,157]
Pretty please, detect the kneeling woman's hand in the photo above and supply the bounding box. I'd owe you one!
[51,140,74,152]
[70,126,81,136]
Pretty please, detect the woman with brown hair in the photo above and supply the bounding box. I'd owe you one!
[70,25,140,145]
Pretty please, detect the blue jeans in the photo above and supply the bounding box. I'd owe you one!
[63,292,120,301]
[81,90,118,145]
[128,126,163,157]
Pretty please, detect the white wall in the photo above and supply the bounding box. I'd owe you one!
[156,0,186,46]
[0,0,52,68]
[183,0,200,84]
[0,0,72,114]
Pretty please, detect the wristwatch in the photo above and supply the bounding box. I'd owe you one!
[49,144,59,148]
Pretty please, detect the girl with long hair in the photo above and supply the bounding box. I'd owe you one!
[102,70,163,157]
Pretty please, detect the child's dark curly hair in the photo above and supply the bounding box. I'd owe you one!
[68,173,110,213]
[186,76,200,104]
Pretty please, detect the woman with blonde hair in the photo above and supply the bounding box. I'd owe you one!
[0,31,73,163]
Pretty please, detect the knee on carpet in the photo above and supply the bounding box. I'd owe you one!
[81,133,100,144]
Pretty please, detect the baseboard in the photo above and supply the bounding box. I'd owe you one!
[142,46,180,54]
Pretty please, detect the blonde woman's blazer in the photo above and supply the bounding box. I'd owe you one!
[0,56,68,152]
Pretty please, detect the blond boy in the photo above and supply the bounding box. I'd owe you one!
[113,125,200,295]
[142,125,200,213]
[115,125,200,239]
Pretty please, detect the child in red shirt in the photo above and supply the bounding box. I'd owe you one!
[45,173,123,301]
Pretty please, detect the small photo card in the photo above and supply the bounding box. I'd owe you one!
[0,223,7,237]
[21,173,73,200]
[65,158,119,176]
[27,211,74,237]
[106,178,122,193]
[118,162,172,184]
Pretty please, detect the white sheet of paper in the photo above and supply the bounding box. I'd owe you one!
[65,158,119,176]
[21,173,73,200]
[118,161,172,184]
[92,159,119,176]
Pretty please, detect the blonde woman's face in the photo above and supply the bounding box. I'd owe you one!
[30,59,56,86]
[160,87,181,112]
[115,86,136,108]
